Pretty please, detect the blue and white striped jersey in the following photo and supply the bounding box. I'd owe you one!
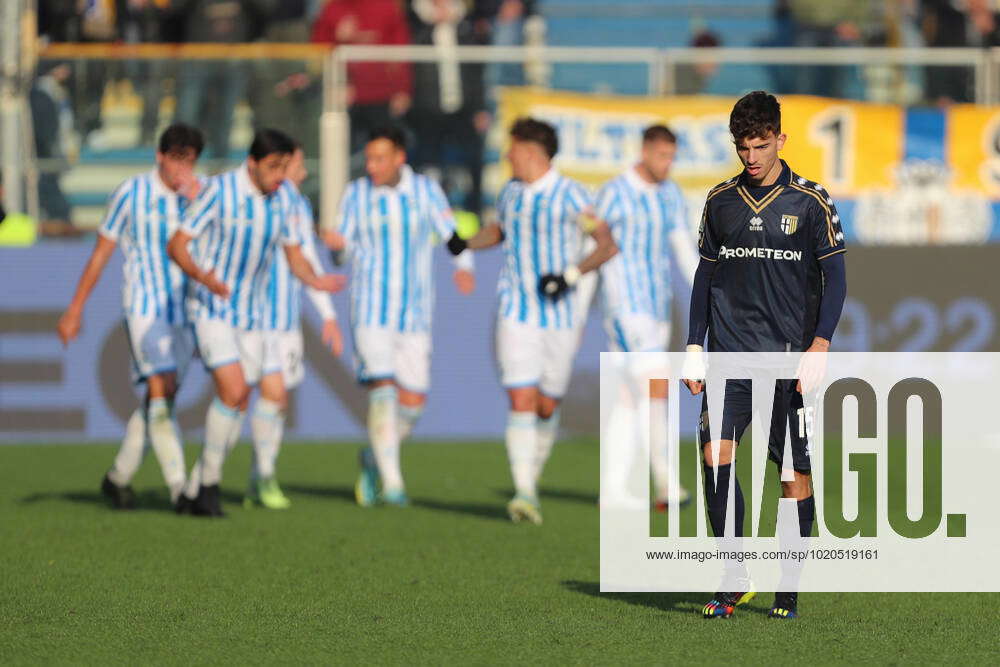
[596,168,699,322]
[496,169,592,330]
[181,163,302,331]
[337,166,457,333]
[263,182,336,331]
[99,169,195,324]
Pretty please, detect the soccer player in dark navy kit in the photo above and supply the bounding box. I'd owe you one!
[683,91,847,619]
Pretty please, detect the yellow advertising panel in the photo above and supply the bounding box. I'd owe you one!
[498,88,742,192]
[497,88,999,244]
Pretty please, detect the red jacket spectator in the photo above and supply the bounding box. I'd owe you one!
[311,0,413,106]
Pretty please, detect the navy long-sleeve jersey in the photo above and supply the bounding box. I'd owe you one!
[697,161,846,352]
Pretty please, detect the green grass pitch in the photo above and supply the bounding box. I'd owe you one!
[1,439,994,664]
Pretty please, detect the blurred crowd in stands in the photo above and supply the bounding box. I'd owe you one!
[29,0,1000,233]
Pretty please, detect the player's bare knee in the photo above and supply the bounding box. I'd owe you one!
[218,380,249,409]
[649,378,668,400]
[262,390,287,411]
[259,374,287,410]
[161,373,179,401]
[398,388,425,408]
[781,472,812,500]
[508,387,537,413]
[702,440,735,466]
[537,395,559,420]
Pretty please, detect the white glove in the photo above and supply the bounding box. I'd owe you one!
[681,344,706,382]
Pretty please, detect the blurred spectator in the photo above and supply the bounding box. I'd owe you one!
[29,62,78,235]
[172,0,269,160]
[117,0,177,148]
[408,0,489,214]
[473,0,539,91]
[37,1,116,146]
[867,0,925,104]
[786,0,876,98]
[675,30,721,95]
[311,0,413,160]
[250,1,324,156]
[923,0,1000,104]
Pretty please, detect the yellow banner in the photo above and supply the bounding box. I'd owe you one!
[497,88,999,243]
[498,88,906,197]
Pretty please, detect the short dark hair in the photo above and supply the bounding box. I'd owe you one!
[510,117,558,159]
[729,90,781,144]
[249,128,296,161]
[643,124,676,145]
[368,126,407,151]
[158,123,204,156]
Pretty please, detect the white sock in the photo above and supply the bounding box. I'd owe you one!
[146,398,186,503]
[397,403,423,443]
[533,409,560,484]
[190,398,243,491]
[251,398,285,481]
[603,393,639,502]
[649,397,671,501]
[185,407,245,498]
[368,385,403,492]
[506,411,537,498]
[107,408,147,486]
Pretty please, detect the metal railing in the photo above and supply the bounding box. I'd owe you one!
[2,40,998,228]
[319,44,997,230]
[658,47,997,102]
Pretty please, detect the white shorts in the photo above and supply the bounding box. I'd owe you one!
[605,313,671,353]
[496,318,582,398]
[354,327,431,393]
[272,328,305,388]
[124,316,195,385]
[193,317,281,385]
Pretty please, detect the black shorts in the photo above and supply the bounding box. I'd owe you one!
[698,378,812,474]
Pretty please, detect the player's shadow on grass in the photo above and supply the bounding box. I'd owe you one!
[410,497,510,522]
[281,484,508,520]
[562,580,707,615]
[492,487,598,505]
[19,489,175,512]
[281,483,357,504]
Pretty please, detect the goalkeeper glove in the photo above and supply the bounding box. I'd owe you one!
[681,344,706,382]
[539,265,581,299]
[446,232,468,256]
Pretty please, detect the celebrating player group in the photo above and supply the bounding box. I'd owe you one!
[58,90,845,619]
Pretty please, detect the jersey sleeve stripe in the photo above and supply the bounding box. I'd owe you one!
[705,181,737,202]
[101,183,133,238]
[816,247,846,260]
[790,183,835,247]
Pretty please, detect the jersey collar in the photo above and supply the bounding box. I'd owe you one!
[369,164,416,196]
[625,165,660,193]
[148,168,173,197]
[523,167,559,195]
[237,161,268,198]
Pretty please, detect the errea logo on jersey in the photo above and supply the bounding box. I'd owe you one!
[718,245,804,261]
[749,216,764,231]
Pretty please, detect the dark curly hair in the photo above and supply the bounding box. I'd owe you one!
[158,123,204,157]
[729,91,781,144]
[510,117,559,159]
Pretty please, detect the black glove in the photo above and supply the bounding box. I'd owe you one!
[538,273,570,299]
[446,232,468,256]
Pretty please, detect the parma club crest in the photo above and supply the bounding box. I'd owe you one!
[780,214,799,235]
